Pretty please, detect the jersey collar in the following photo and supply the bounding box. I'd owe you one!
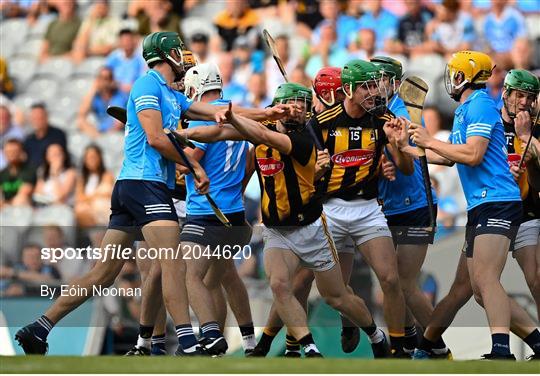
[148,69,167,85]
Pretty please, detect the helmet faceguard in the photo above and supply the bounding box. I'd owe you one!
[342,59,388,116]
[143,32,187,82]
[370,56,403,99]
[313,67,343,107]
[183,63,223,101]
[502,69,540,119]
[444,51,494,102]
[272,83,313,130]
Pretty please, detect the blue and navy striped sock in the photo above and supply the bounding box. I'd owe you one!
[200,321,222,339]
[34,315,54,339]
[151,334,166,355]
[175,324,198,350]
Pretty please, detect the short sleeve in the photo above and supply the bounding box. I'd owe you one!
[174,91,193,115]
[465,99,499,140]
[131,76,161,113]
[187,120,210,151]
[288,129,314,166]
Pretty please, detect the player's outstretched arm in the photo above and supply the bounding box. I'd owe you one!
[185,101,295,123]
[218,103,293,154]
[409,122,488,166]
[180,124,245,143]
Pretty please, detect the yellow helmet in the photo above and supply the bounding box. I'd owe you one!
[444,51,494,101]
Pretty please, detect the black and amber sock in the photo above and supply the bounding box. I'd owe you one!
[285,334,301,353]
[403,326,418,353]
[256,327,280,352]
[389,331,405,354]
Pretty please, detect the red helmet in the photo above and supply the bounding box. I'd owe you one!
[313,67,342,107]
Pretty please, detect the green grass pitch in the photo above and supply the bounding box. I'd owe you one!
[1,356,539,374]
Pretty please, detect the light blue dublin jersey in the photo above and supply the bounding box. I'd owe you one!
[449,89,520,210]
[378,94,438,215]
[186,98,248,215]
[118,70,192,189]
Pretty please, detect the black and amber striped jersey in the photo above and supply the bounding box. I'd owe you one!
[310,103,393,201]
[504,119,540,220]
[254,124,321,227]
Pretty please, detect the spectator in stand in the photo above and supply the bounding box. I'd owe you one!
[289,65,313,89]
[23,103,66,168]
[0,244,61,297]
[486,65,506,108]
[42,225,92,282]
[33,143,76,206]
[482,0,528,70]
[214,0,259,51]
[190,33,213,64]
[105,28,146,94]
[312,0,359,50]
[242,73,271,109]
[511,38,539,74]
[348,28,381,61]
[130,0,182,37]
[305,22,350,78]
[231,36,257,88]
[264,34,297,98]
[74,144,114,228]
[220,53,247,105]
[385,0,434,57]
[0,0,40,21]
[0,139,35,206]
[423,0,475,58]
[77,67,128,138]
[72,0,121,63]
[431,176,459,238]
[293,0,323,39]
[39,0,81,63]
[0,58,14,99]
[0,105,24,169]
[357,0,398,52]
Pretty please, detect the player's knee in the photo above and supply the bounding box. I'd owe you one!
[379,272,401,293]
[270,277,292,301]
[324,294,347,312]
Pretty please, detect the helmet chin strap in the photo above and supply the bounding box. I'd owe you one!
[502,91,517,119]
[158,50,185,82]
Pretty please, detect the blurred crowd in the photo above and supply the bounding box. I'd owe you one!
[0,0,538,315]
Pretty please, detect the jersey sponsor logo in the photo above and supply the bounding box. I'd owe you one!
[257,157,284,176]
[331,149,375,167]
[507,153,522,167]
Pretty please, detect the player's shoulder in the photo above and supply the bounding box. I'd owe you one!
[315,103,344,126]
[131,72,160,94]
[374,109,395,125]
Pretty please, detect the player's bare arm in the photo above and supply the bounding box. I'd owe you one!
[221,103,294,155]
[138,108,209,193]
[409,122,489,166]
[185,101,297,123]
[384,117,414,175]
[179,124,245,143]
[314,149,331,181]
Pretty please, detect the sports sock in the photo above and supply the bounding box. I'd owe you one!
[137,324,153,349]
[257,327,279,351]
[35,315,54,339]
[403,326,418,353]
[523,329,540,354]
[389,332,405,353]
[361,322,385,344]
[200,321,222,339]
[239,323,256,350]
[175,324,198,351]
[491,333,511,355]
[418,335,437,352]
[151,334,166,353]
[285,334,301,353]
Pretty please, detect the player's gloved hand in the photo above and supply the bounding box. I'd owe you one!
[381,154,396,181]
[515,111,532,144]
[408,121,432,149]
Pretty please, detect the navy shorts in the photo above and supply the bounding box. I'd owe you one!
[464,201,522,258]
[386,205,438,245]
[108,180,178,235]
[180,211,252,249]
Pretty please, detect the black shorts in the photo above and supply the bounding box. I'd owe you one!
[386,205,438,245]
[108,180,178,235]
[180,211,252,249]
[464,201,522,258]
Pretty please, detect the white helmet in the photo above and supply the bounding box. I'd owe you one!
[183,62,223,101]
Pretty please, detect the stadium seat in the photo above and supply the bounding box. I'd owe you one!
[16,37,43,58]
[32,205,75,227]
[180,17,218,41]
[8,55,37,91]
[67,131,94,163]
[36,57,74,80]
[0,206,33,265]
[12,93,41,113]
[26,16,54,39]
[0,18,28,44]
[61,76,94,100]
[22,76,59,102]
[73,57,106,76]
